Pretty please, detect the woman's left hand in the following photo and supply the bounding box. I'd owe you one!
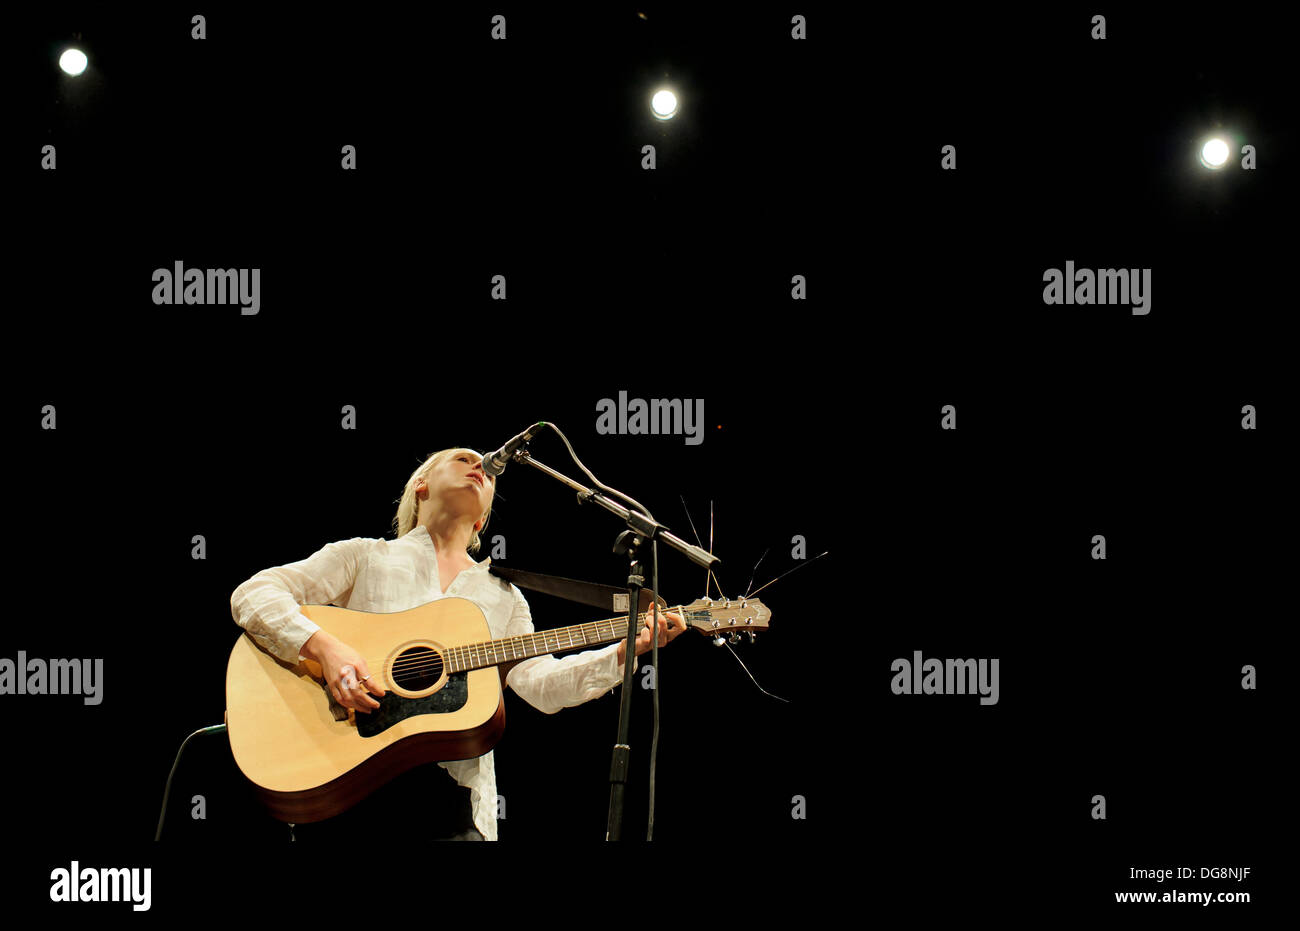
[616,609,687,665]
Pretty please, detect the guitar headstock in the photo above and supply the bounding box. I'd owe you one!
[673,596,771,646]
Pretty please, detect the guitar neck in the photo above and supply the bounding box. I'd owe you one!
[443,611,662,674]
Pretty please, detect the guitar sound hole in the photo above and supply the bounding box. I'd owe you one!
[392,646,444,690]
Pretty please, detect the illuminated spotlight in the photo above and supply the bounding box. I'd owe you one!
[59,48,88,76]
[1199,137,1230,170]
[651,89,678,120]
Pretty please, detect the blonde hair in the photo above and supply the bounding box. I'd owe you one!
[392,448,494,553]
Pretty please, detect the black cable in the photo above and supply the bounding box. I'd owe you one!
[647,538,660,840]
[154,724,227,841]
[542,422,657,522]
[539,421,665,839]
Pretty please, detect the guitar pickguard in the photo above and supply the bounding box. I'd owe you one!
[354,671,470,738]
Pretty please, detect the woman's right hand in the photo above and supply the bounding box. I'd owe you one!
[302,630,386,713]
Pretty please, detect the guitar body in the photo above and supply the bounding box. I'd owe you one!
[226,597,505,823]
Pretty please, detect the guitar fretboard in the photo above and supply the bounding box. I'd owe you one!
[443,611,664,674]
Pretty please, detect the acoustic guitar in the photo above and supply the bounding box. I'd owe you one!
[225,595,771,822]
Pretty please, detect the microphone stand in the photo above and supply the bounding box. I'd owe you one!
[505,445,717,840]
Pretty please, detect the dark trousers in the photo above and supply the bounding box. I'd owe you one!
[288,763,483,841]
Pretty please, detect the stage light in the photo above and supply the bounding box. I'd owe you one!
[59,48,88,76]
[1199,137,1230,170]
[651,89,678,120]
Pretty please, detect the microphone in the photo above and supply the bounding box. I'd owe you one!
[481,422,546,477]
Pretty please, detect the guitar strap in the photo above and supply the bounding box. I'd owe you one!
[488,565,668,616]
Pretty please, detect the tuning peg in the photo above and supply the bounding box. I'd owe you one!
[746,631,756,643]
[712,635,726,647]
[728,632,741,645]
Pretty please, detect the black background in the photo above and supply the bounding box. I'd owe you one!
[7,1,1286,920]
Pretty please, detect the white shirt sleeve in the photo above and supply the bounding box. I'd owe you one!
[229,537,369,663]
[502,585,637,714]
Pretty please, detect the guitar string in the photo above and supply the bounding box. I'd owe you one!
[372,593,764,675]
[378,600,751,674]
[380,612,661,673]
[357,601,760,682]
[380,608,687,677]
[373,560,809,694]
